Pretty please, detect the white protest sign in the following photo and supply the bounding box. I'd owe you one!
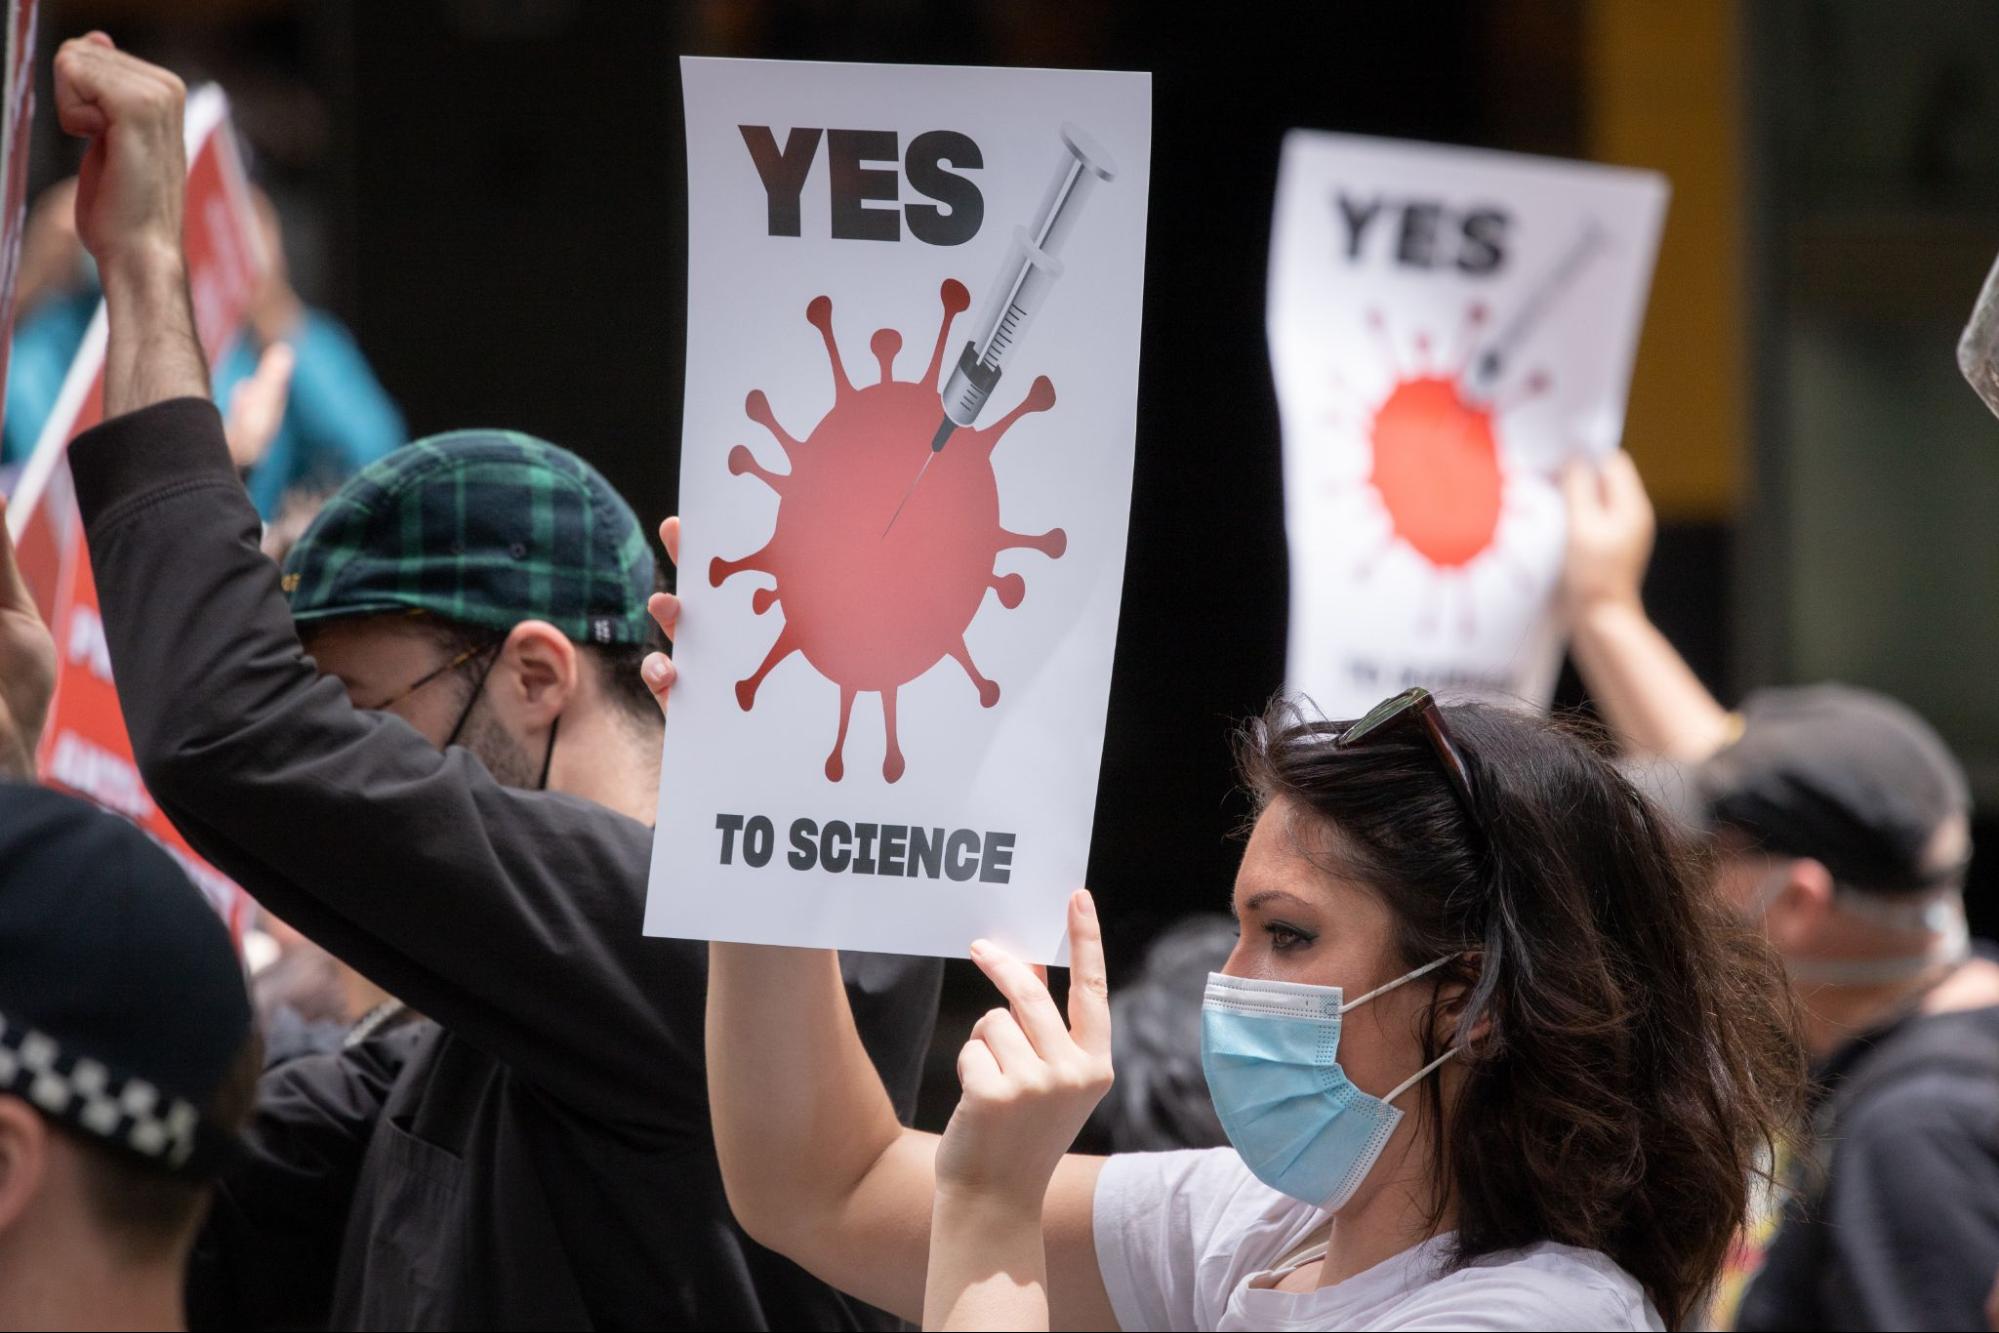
[647,57,1151,963]
[1269,131,1665,718]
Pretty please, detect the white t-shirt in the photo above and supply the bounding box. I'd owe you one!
[1091,1148,1663,1331]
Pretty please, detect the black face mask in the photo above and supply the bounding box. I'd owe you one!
[441,644,561,791]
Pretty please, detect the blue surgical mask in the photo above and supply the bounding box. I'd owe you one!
[1747,868,1971,986]
[1201,957,1457,1210]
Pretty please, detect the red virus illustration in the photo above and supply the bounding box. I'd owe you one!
[712,280,1067,782]
[1320,304,1548,637]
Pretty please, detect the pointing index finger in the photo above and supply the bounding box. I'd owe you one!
[1065,890,1111,1057]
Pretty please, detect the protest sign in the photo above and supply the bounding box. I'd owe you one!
[1269,131,1666,718]
[11,86,263,933]
[0,0,37,419]
[646,57,1150,963]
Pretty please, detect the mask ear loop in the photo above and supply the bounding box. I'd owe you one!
[536,715,560,791]
[441,639,507,750]
[1340,954,1466,1107]
[1338,952,1458,1014]
[1385,1046,1458,1105]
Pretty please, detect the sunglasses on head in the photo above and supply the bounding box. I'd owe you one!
[1334,687,1482,830]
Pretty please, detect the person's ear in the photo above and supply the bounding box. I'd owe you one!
[1764,858,1833,950]
[1432,957,1492,1048]
[498,620,578,723]
[0,1097,49,1236]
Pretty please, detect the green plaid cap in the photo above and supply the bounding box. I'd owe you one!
[280,430,654,646]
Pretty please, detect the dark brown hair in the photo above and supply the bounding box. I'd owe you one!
[71,1031,263,1264]
[1237,696,1806,1328]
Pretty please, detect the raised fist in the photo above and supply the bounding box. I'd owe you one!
[52,33,186,281]
[1560,451,1656,619]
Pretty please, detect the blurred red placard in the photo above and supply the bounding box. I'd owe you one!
[9,86,265,934]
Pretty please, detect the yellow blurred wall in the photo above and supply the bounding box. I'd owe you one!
[1584,0,1743,521]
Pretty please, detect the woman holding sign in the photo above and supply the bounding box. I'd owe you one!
[643,520,1802,1331]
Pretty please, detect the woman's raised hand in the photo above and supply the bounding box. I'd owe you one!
[935,889,1114,1210]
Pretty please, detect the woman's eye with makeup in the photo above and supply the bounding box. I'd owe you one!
[1265,921,1315,951]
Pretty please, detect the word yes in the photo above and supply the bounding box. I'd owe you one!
[741,125,984,245]
[1336,193,1508,274]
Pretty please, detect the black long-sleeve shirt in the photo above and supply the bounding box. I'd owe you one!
[1737,1000,1999,1332]
[70,397,943,1330]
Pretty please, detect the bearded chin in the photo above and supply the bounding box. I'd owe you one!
[462,709,541,790]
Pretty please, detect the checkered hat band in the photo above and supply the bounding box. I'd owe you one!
[0,1009,227,1176]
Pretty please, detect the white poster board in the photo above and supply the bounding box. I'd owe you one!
[1269,130,1666,719]
[646,57,1151,963]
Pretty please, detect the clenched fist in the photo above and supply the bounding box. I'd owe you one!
[53,32,186,284]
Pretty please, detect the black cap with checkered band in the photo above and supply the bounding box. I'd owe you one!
[0,783,250,1175]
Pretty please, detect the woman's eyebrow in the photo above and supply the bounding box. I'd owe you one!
[1242,889,1312,914]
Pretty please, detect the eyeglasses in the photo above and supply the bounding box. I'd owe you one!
[365,636,504,713]
[1334,687,1482,831]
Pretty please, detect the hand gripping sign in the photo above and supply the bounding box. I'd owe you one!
[1268,131,1666,719]
[8,86,265,935]
[646,58,1151,963]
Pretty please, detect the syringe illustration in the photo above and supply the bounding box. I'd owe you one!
[1461,219,1605,400]
[882,122,1118,537]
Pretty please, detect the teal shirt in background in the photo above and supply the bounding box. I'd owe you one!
[3,290,405,519]
[1,288,94,472]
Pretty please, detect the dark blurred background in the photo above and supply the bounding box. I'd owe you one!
[26,1,1999,1114]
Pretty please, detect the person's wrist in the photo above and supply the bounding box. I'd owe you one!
[1572,590,1648,632]
[96,235,187,303]
[933,1175,1046,1226]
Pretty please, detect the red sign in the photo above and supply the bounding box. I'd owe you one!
[11,86,265,937]
[40,532,245,928]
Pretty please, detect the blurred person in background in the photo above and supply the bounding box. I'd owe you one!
[48,35,940,1329]
[0,493,52,783]
[243,903,404,1065]
[1,170,404,517]
[1563,452,1999,1331]
[1076,913,1233,1155]
[0,782,257,1332]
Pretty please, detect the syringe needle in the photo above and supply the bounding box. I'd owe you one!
[881,451,937,539]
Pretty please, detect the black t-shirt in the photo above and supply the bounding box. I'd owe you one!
[1737,1001,1999,1332]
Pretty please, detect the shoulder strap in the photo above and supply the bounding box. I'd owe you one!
[1273,1222,1332,1274]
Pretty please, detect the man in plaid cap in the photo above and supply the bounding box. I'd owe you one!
[48,35,940,1329]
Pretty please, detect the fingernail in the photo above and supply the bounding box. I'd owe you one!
[643,657,667,685]
[1080,891,1097,917]
[969,939,989,958]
